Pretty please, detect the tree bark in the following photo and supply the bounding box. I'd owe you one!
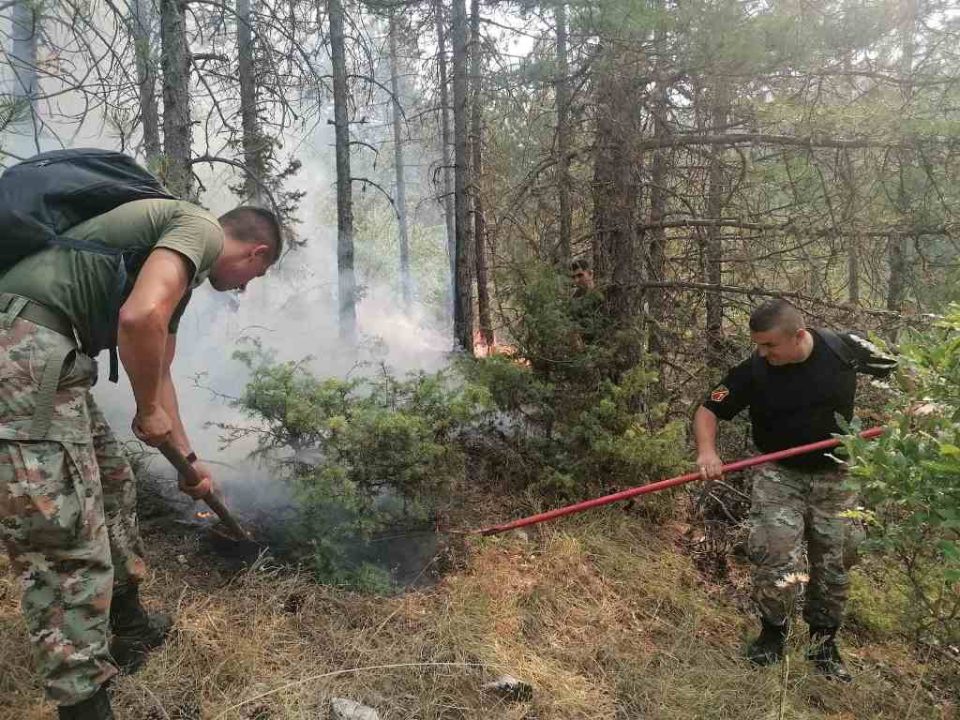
[634,133,921,152]
[554,1,571,265]
[160,0,194,199]
[329,0,357,342]
[451,0,473,352]
[435,0,457,300]
[131,0,161,166]
[645,14,668,358]
[888,0,917,314]
[838,144,861,305]
[886,234,907,313]
[238,0,266,203]
[388,12,412,310]
[592,57,638,325]
[10,0,40,151]
[847,236,860,305]
[704,84,728,366]
[470,0,492,347]
[387,13,413,310]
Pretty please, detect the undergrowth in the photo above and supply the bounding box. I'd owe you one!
[1,513,953,719]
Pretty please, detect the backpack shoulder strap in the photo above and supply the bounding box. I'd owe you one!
[813,328,858,370]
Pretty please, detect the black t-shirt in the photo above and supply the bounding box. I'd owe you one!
[702,329,897,470]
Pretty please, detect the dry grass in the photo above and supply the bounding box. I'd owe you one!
[0,512,954,720]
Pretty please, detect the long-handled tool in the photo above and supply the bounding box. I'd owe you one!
[158,441,250,540]
[476,426,885,536]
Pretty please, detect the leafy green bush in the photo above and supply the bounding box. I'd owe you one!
[465,262,687,508]
[840,306,960,645]
[226,260,688,584]
[228,343,492,588]
[497,262,639,387]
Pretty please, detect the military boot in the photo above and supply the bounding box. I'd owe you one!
[57,686,113,719]
[807,626,853,683]
[745,618,788,666]
[109,585,173,674]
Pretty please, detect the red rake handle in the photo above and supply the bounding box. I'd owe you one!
[157,441,250,540]
[476,427,885,537]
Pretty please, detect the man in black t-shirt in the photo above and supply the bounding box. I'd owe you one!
[693,299,896,681]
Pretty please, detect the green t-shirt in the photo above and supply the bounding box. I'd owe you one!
[0,199,223,352]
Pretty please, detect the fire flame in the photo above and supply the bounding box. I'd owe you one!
[473,331,522,360]
[195,511,215,520]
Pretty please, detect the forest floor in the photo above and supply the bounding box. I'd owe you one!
[0,484,956,720]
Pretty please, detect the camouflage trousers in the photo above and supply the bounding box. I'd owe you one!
[747,463,864,629]
[0,311,146,705]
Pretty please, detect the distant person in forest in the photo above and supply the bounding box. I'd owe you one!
[0,180,282,717]
[569,258,604,348]
[691,299,896,681]
[570,257,595,294]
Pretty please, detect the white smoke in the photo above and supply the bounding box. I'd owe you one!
[93,142,452,502]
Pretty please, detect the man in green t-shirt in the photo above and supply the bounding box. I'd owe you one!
[0,199,282,719]
[569,258,604,347]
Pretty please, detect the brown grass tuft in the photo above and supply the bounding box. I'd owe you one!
[0,513,953,719]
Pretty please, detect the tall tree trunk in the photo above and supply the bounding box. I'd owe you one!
[887,0,917,314]
[704,84,727,366]
[839,145,860,305]
[10,0,40,151]
[645,15,668,358]
[451,0,473,352]
[131,0,161,166]
[554,1,571,265]
[329,0,357,342]
[840,55,860,307]
[160,0,194,199]
[470,0,492,347]
[435,0,457,300]
[886,234,907,312]
[847,235,860,305]
[592,58,638,325]
[238,0,266,203]
[388,13,412,310]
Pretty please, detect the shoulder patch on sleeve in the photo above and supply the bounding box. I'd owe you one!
[710,385,730,403]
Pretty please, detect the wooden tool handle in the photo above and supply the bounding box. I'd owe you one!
[157,441,250,540]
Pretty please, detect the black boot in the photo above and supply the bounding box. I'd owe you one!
[58,686,113,719]
[109,585,173,674]
[807,626,853,683]
[746,618,788,666]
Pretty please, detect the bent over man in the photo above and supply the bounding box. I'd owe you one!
[693,299,895,681]
[0,195,281,718]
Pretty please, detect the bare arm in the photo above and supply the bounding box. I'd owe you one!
[118,248,191,446]
[693,405,724,480]
[159,334,214,500]
[160,335,191,454]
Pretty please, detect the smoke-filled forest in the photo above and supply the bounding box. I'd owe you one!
[0,0,958,718]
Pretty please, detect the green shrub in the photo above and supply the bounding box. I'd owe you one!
[464,262,687,507]
[840,305,960,645]
[228,343,492,588]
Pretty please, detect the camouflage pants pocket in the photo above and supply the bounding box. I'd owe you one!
[0,441,117,705]
[90,398,146,589]
[748,467,807,626]
[804,474,862,628]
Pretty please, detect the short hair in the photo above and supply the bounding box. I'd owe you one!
[749,299,805,334]
[570,258,591,273]
[218,206,283,262]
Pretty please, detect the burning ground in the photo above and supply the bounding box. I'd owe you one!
[0,495,955,719]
